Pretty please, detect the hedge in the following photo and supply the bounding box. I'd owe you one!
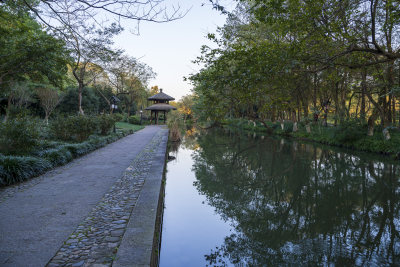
[0,130,133,186]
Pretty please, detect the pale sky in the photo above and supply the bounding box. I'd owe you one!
[113,0,231,101]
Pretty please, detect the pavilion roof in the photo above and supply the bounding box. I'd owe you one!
[147,89,175,101]
[145,103,177,111]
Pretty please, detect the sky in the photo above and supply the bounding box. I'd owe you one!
[113,0,232,101]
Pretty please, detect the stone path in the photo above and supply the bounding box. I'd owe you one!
[0,125,168,267]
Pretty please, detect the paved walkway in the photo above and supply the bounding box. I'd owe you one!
[0,126,168,267]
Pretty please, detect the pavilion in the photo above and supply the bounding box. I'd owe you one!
[145,89,176,124]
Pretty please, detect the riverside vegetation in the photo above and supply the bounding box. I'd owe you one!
[223,118,400,158]
[183,1,400,159]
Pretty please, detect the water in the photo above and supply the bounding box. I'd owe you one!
[160,128,400,266]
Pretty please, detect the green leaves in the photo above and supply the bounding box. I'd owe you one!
[0,7,68,88]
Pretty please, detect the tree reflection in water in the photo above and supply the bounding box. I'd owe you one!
[192,129,400,266]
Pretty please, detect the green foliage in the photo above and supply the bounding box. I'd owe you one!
[115,122,145,131]
[224,118,400,157]
[67,115,97,142]
[128,115,141,125]
[333,120,366,144]
[167,111,183,141]
[50,115,98,142]
[112,113,124,122]
[41,146,73,166]
[0,6,68,88]
[57,87,100,115]
[0,117,40,154]
[97,114,116,135]
[0,155,52,186]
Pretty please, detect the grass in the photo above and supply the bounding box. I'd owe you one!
[116,122,145,131]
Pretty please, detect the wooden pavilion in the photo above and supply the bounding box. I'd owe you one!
[145,89,176,124]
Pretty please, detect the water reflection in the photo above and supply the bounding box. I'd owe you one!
[192,129,400,266]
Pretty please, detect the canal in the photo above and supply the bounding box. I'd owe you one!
[159,128,400,266]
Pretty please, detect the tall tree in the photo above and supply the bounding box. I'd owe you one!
[108,56,156,116]
[64,17,122,114]
[0,4,68,120]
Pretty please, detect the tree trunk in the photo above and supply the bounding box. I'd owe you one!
[45,112,49,125]
[392,96,396,125]
[334,81,339,126]
[360,69,367,122]
[3,95,12,122]
[78,82,84,115]
[367,109,378,136]
[127,105,131,117]
[313,72,318,109]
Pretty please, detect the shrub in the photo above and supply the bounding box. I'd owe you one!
[128,115,141,125]
[0,117,40,155]
[333,121,366,144]
[97,114,116,135]
[42,146,73,166]
[112,113,124,122]
[72,115,98,142]
[167,111,183,142]
[0,155,52,185]
[50,115,98,142]
[49,116,71,141]
[64,142,93,157]
[283,121,293,133]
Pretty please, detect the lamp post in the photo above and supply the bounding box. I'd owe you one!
[140,109,143,125]
[110,95,120,133]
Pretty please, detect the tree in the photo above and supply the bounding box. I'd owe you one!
[64,17,122,114]
[108,55,156,116]
[149,85,160,96]
[177,94,195,123]
[0,5,68,120]
[36,87,62,124]
[190,0,400,136]
[1,0,185,38]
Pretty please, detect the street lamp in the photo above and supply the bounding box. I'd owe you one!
[110,95,120,133]
[140,109,143,125]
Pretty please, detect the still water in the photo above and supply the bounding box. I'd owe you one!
[159,128,400,266]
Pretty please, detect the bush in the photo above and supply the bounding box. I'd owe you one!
[167,111,183,141]
[0,117,40,155]
[50,115,98,142]
[63,142,93,157]
[112,113,124,122]
[128,115,141,125]
[333,121,365,144]
[57,86,100,115]
[49,116,71,141]
[0,155,52,185]
[42,146,73,166]
[97,114,116,135]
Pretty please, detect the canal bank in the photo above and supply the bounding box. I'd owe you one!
[0,125,169,267]
[222,119,400,159]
